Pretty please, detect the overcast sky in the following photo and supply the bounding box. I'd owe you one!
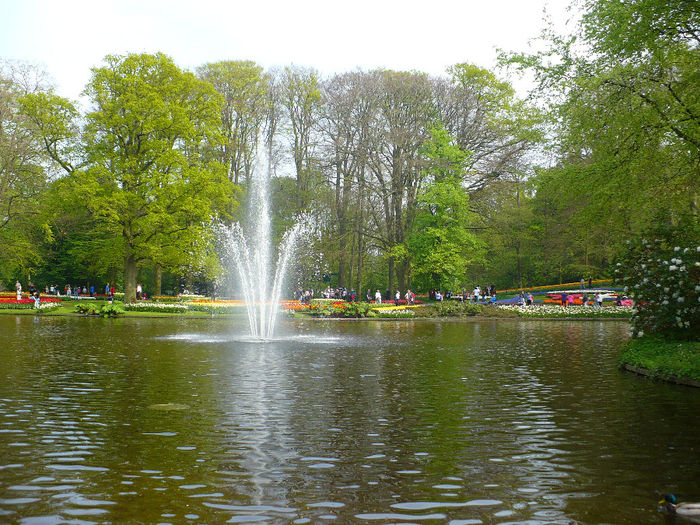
[0,0,576,100]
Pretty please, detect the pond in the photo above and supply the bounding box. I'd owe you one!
[0,316,698,524]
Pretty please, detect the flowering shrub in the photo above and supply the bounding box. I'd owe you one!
[498,304,631,318]
[615,233,700,339]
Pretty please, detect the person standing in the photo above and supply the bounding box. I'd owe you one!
[136,283,142,300]
[561,291,568,306]
[394,290,400,306]
[374,290,382,304]
[15,280,22,301]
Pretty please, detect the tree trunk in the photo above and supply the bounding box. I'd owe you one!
[124,252,137,303]
[154,264,162,297]
[387,256,395,300]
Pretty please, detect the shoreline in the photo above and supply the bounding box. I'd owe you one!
[621,364,700,388]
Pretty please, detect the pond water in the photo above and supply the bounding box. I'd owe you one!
[0,316,698,524]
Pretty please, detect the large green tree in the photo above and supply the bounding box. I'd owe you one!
[408,126,484,290]
[0,61,55,284]
[23,53,234,302]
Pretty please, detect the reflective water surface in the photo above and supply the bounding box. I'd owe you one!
[0,316,698,524]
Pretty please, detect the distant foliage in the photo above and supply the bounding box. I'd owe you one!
[615,222,700,339]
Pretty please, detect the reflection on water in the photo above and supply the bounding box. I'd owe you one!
[1,316,699,523]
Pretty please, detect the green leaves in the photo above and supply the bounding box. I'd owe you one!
[408,126,484,290]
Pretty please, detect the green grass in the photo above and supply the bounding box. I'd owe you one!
[620,336,700,381]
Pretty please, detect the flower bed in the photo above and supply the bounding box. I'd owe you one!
[124,302,188,313]
[190,299,244,305]
[0,299,62,311]
[497,304,632,318]
[187,303,245,314]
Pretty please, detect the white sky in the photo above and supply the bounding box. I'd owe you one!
[0,0,576,101]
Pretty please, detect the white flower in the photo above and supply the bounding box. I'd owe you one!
[641,264,646,269]
[669,265,678,271]
[678,297,685,303]
[674,246,680,251]
[637,330,644,338]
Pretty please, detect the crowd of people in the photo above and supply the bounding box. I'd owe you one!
[294,286,419,305]
[10,280,131,306]
[556,291,606,307]
[428,285,498,303]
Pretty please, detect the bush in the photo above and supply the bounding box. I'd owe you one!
[100,302,125,317]
[340,302,377,318]
[75,303,100,315]
[422,301,484,317]
[614,219,699,339]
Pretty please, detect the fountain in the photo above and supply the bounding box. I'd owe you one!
[216,161,304,340]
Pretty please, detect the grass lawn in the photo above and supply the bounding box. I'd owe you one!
[620,336,700,382]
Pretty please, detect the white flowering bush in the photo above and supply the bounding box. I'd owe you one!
[498,304,631,318]
[614,225,699,339]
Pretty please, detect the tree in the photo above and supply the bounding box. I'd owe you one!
[0,61,54,283]
[197,60,269,184]
[408,126,484,290]
[319,71,378,289]
[279,65,322,210]
[23,53,234,302]
[367,70,435,294]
